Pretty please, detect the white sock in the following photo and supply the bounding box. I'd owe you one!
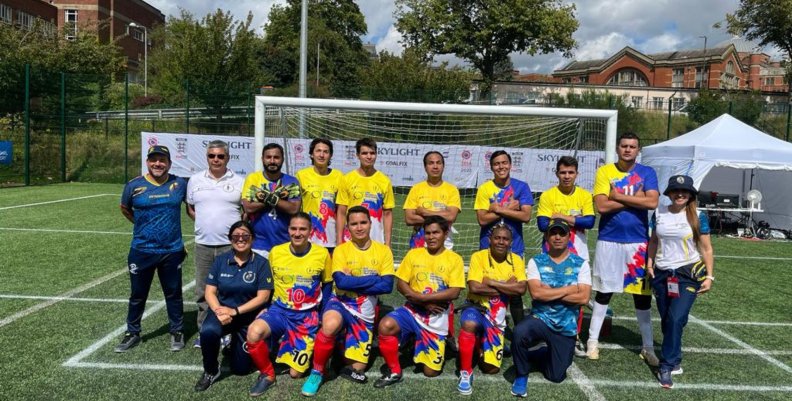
[635,309,655,348]
[588,302,609,342]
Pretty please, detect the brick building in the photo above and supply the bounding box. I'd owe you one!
[1,0,164,83]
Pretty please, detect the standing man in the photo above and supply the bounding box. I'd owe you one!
[186,140,245,348]
[536,156,595,356]
[115,145,188,353]
[336,138,395,247]
[242,143,301,259]
[296,138,343,253]
[475,150,533,324]
[404,151,461,249]
[587,133,660,366]
[510,219,591,397]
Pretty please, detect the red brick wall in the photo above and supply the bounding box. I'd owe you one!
[3,0,58,24]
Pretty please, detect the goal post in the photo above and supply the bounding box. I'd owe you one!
[254,96,617,259]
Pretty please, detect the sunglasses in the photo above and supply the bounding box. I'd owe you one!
[230,234,252,242]
[207,154,227,160]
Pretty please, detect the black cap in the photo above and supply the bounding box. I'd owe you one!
[146,145,171,161]
[664,175,697,196]
[546,219,570,235]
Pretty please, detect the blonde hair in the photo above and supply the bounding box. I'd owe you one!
[686,197,701,244]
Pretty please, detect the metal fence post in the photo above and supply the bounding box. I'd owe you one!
[666,99,672,139]
[786,102,791,142]
[24,64,30,186]
[60,72,66,182]
[124,73,129,183]
[185,79,190,134]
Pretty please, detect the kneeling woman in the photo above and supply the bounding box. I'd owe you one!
[194,221,274,392]
[647,175,714,389]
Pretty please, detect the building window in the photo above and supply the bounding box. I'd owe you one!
[606,68,648,87]
[579,76,588,83]
[726,61,735,74]
[651,97,664,110]
[695,67,709,88]
[671,68,684,88]
[16,11,34,30]
[764,77,775,86]
[0,4,12,24]
[131,28,144,42]
[65,9,78,40]
[671,97,686,110]
[631,96,643,108]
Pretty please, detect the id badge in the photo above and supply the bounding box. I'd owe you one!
[667,276,680,298]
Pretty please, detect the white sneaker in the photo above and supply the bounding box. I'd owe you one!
[671,365,683,375]
[640,347,660,367]
[574,340,587,358]
[586,340,599,360]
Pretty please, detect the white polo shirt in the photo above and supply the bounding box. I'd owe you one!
[187,169,245,246]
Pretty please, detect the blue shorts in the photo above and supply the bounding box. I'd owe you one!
[388,307,446,371]
[324,300,374,364]
[258,303,319,373]
[460,307,505,368]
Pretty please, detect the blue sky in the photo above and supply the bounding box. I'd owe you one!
[148,0,781,73]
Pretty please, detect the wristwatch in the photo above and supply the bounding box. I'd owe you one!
[705,275,715,281]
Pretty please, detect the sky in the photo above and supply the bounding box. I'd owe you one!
[146,0,782,74]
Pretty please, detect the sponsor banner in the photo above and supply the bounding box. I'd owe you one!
[141,132,255,178]
[141,133,604,191]
[0,141,11,165]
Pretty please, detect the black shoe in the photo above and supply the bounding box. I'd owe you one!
[339,366,368,384]
[114,332,141,353]
[373,370,402,388]
[170,331,185,352]
[194,371,220,392]
[249,374,276,397]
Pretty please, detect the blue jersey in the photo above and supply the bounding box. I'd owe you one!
[121,174,186,254]
[206,251,274,309]
[528,253,589,337]
[593,163,659,242]
[474,178,534,256]
[243,172,300,252]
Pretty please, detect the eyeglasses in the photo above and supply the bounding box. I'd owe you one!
[207,154,227,160]
[230,234,252,242]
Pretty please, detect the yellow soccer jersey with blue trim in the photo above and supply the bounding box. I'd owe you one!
[466,249,526,329]
[269,243,332,311]
[336,170,395,243]
[537,185,594,260]
[396,247,465,335]
[332,240,394,322]
[296,167,343,247]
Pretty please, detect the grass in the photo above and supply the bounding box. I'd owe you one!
[0,183,791,400]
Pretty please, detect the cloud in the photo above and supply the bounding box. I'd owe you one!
[375,25,404,56]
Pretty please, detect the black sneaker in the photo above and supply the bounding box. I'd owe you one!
[373,370,402,388]
[339,366,368,384]
[114,332,141,353]
[250,374,276,397]
[657,369,674,389]
[194,371,220,392]
[170,331,185,352]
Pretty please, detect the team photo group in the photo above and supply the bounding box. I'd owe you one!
[117,133,715,397]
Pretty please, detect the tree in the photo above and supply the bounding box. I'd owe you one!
[687,89,764,126]
[726,0,792,101]
[149,9,265,115]
[260,0,369,98]
[361,49,473,102]
[394,0,578,95]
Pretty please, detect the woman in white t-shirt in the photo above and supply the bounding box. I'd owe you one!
[647,175,714,389]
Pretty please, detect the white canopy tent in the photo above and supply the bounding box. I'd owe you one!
[642,113,792,230]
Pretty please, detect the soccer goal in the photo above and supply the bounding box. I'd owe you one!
[254,96,617,260]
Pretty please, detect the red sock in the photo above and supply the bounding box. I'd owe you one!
[247,340,275,378]
[448,304,456,338]
[378,335,401,375]
[312,331,336,374]
[458,330,476,374]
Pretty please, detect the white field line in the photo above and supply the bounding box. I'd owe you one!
[0,194,115,210]
[0,294,128,303]
[610,315,792,327]
[689,314,792,375]
[567,363,607,401]
[0,239,195,329]
[597,342,792,356]
[0,227,196,237]
[63,280,196,367]
[63,361,792,393]
[715,255,792,261]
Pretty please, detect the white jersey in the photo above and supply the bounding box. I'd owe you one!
[652,204,709,270]
[187,169,244,245]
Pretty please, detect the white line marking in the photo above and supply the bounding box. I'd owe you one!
[0,194,115,210]
[63,280,196,367]
[689,314,792,374]
[611,315,792,327]
[597,343,792,356]
[716,255,792,261]
[568,363,607,401]
[0,239,194,329]
[587,380,792,392]
[0,294,128,303]
[0,227,196,237]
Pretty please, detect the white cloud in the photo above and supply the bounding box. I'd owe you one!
[375,25,404,56]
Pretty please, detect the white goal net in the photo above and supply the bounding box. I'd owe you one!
[255,96,617,261]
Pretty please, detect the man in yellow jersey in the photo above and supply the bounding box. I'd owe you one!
[374,216,465,387]
[336,138,395,247]
[296,138,343,255]
[245,213,332,397]
[301,206,395,396]
[457,224,527,395]
[536,156,595,357]
[404,151,461,249]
